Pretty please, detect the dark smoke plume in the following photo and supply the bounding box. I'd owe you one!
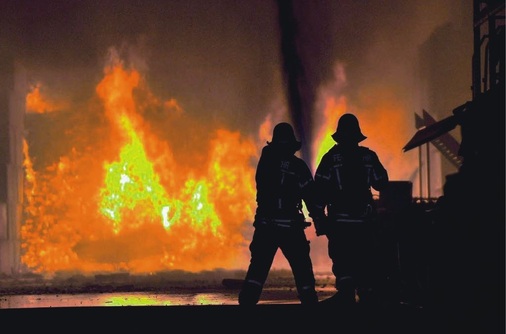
[276,0,314,162]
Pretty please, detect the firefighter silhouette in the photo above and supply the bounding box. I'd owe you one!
[238,122,319,305]
[313,113,389,306]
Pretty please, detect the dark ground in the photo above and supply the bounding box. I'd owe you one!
[0,269,429,333]
[0,303,431,333]
[2,301,498,334]
[0,270,495,334]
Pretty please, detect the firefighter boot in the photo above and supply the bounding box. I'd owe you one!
[357,287,377,308]
[320,276,356,306]
[298,286,319,305]
[238,280,263,306]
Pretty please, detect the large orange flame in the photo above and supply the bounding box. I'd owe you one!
[21,55,420,276]
[21,53,258,275]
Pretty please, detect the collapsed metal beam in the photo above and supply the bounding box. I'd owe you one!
[403,102,471,152]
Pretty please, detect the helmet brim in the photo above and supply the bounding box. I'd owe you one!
[331,132,367,143]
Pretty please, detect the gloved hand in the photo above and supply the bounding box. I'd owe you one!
[312,216,328,236]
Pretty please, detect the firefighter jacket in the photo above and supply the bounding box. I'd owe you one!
[314,143,389,223]
[254,144,318,228]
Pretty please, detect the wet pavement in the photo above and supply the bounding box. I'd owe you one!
[0,287,496,334]
[0,270,337,309]
[0,276,425,333]
[0,288,330,309]
[0,291,240,308]
[0,272,499,334]
[0,293,433,334]
[0,276,434,334]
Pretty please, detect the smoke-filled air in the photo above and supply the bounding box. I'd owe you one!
[0,0,473,275]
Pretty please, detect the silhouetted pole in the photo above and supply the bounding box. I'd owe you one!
[426,142,431,199]
[418,145,423,199]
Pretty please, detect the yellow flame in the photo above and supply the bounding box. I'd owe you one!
[99,114,171,234]
[21,51,257,274]
[312,95,346,168]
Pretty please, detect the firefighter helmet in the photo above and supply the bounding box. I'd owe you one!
[331,113,367,143]
[268,122,301,151]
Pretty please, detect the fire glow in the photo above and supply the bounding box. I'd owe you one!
[21,52,258,275]
[21,52,418,276]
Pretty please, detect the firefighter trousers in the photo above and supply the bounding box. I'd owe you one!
[238,225,318,305]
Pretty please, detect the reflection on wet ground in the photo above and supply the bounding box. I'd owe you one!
[0,291,433,334]
[1,291,235,309]
[0,287,337,309]
[0,270,337,309]
[0,273,498,333]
